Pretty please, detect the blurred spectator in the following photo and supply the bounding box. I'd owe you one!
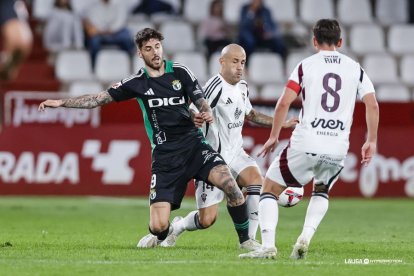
[43,0,84,53]
[410,0,414,23]
[198,0,231,58]
[238,0,285,60]
[132,0,178,15]
[0,0,32,80]
[82,0,135,66]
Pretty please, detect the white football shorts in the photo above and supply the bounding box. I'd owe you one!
[266,145,345,190]
[195,149,259,209]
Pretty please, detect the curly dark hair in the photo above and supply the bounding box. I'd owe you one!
[135,28,164,48]
[313,19,341,46]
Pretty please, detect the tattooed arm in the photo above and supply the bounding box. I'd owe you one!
[246,108,299,128]
[38,91,114,111]
[194,98,214,123]
[245,108,273,127]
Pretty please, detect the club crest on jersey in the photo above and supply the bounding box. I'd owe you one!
[172,80,182,91]
[234,108,242,120]
[201,192,207,203]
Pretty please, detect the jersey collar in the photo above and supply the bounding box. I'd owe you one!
[142,60,174,78]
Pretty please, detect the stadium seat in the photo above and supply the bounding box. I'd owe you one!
[173,52,208,83]
[159,21,195,54]
[286,22,308,37]
[286,51,312,76]
[70,0,98,14]
[184,0,213,24]
[55,50,94,82]
[400,55,414,86]
[208,52,221,76]
[362,54,399,84]
[376,85,411,102]
[349,24,385,55]
[388,25,414,55]
[260,83,285,101]
[263,0,296,24]
[299,0,335,25]
[68,81,104,97]
[32,0,54,20]
[127,21,155,39]
[337,0,373,25]
[248,53,285,85]
[111,0,138,10]
[95,49,131,83]
[223,0,249,24]
[376,0,409,25]
[150,14,181,24]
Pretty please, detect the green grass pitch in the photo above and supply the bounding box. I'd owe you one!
[0,197,413,275]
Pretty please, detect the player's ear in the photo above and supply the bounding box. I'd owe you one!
[219,57,225,66]
[137,49,143,58]
[336,38,343,48]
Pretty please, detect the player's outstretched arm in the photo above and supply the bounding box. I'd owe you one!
[194,98,214,123]
[38,91,114,111]
[257,87,297,157]
[245,109,273,127]
[246,109,299,128]
[361,93,379,166]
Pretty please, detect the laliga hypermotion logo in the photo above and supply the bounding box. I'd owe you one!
[82,140,140,184]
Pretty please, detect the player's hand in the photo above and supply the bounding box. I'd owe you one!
[191,112,204,128]
[282,117,299,128]
[257,136,279,158]
[361,141,376,167]
[38,99,63,111]
[200,111,214,124]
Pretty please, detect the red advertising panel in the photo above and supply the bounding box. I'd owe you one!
[1,125,413,197]
[0,125,153,196]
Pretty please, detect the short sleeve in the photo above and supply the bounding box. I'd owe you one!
[286,62,302,94]
[357,67,375,100]
[107,74,141,102]
[245,95,253,115]
[240,81,252,114]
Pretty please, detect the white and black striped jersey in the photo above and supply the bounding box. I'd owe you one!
[286,50,375,155]
[194,74,252,162]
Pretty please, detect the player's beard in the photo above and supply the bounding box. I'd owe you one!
[144,55,163,71]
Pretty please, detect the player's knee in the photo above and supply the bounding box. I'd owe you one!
[262,178,285,196]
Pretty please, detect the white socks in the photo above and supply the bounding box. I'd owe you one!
[246,185,261,240]
[258,193,279,249]
[173,210,200,235]
[299,195,329,243]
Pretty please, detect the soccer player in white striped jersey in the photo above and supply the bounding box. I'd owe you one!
[161,44,297,250]
[240,19,379,259]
